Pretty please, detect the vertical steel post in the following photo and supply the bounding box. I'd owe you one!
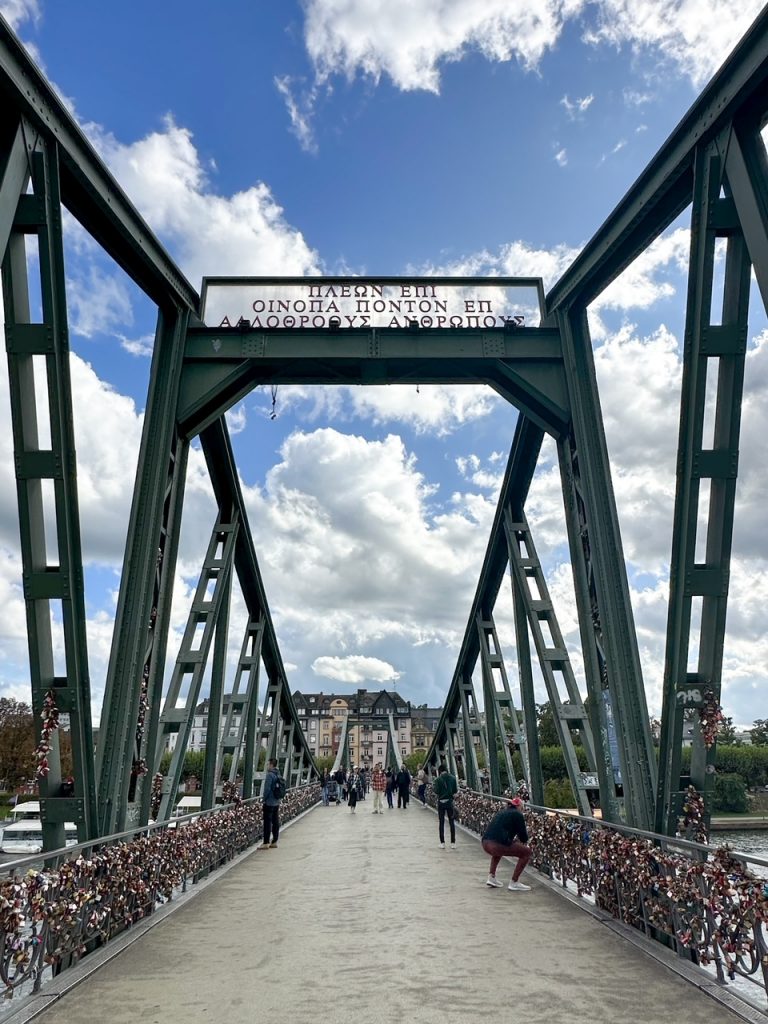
[656,135,751,832]
[201,567,232,809]
[2,139,97,846]
[554,306,657,828]
[96,304,191,834]
[511,572,543,804]
[557,435,623,824]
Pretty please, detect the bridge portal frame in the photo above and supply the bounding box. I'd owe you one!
[1,6,767,843]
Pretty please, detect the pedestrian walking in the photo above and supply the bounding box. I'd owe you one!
[417,765,429,806]
[348,768,359,812]
[321,769,330,806]
[261,758,284,849]
[481,796,532,890]
[371,762,386,813]
[385,768,395,809]
[396,765,411,809]
[433,764,458,849]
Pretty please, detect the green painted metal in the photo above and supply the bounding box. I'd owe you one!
[240,621,265,799]
[656,137,751,833]
[2,139,98,847]
[218,615,264,794]
[0,117,32,257]
[0,7,766,843]
[511,571,544,805]
[476,614,523,794]
[201,568,232,811]
[96,308,191,834]
[331,713,350,774]
[557,434,622,824]
[726,117,768,307]
[179,324,569,439]
[504,509,596,816]
[155,513,239,820]
[137,438,190,824]
[554,307,657,828]
[386,712,400,770]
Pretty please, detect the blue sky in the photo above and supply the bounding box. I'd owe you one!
[0,0,767,733]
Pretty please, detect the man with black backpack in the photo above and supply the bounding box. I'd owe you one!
[261,758,285,849]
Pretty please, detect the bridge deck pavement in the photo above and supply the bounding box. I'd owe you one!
[29,801,745,1024]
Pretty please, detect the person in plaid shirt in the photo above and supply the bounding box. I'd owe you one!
[371,762,386,814]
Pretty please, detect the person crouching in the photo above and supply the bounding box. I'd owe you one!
[481,796,532,891]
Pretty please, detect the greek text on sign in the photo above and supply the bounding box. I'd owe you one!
[200,277,544,331]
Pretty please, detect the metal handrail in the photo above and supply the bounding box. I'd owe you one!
[0,785,320,1008]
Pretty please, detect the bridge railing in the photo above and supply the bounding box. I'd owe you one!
[421,783,768,1012]
[0,785,319,1007]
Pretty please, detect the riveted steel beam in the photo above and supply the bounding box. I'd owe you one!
[178,326,568,438]
[554,306,657,829]
[2,139,98,847]
[656,137,752,834]
[96,309,191,835]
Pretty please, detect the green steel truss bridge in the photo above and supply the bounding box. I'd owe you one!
[2,8,768,850]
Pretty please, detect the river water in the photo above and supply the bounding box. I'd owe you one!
[708,829,768,880]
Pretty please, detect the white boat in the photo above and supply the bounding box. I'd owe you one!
[171,795,202,818]
[0,801,79,854]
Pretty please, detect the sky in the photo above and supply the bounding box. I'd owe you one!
[0,0,767,735]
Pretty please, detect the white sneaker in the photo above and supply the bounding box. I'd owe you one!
[508,880,531,891]
[449,844,457,851]
[486,875,503,888]
[439,842,446,849]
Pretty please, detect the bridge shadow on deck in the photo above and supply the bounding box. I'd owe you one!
[22,801,743,1024]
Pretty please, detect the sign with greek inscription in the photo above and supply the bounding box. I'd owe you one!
[201,277,543,331]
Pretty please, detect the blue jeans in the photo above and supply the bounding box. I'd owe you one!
[322,784,329,806]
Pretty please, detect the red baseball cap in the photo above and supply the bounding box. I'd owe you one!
[509,797,524,808]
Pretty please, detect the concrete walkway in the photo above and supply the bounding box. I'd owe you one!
[26,801,747,1024]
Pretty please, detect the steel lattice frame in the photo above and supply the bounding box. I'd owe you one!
[1,9,767,844]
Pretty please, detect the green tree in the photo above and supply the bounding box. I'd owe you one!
[543,778,575,808]
[0,698,35,790]
[750,720,768,746]
[713,773,749,813]
[314,755,336,774]
[403,752,424,774]
[537,703,560,747]
[719,716,737,745]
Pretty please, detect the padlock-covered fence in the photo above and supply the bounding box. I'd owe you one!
[0,785,319,1006]
[422,784,768,1012]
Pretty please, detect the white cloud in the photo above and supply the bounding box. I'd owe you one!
[232,427,497,697]
[584,0,766,88]
[303,0,570,93]
[274,75,318,154]
[555,148,568,167]
[67,264,134,339]
[85,116,322,289]
[456,453,503,493]
[312,655,401,683]
[117,333,154,357]
[0,0,39,31]
[561,93,594,119]
[258,381,502,437]
[225,403,248,435]
[295,0,764,111]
